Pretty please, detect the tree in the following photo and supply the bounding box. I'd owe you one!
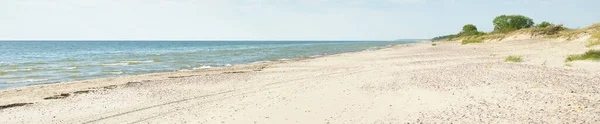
[536,21,553,28]
[459,24,483,36]
[493,15,535,33]
[462,24,478,33]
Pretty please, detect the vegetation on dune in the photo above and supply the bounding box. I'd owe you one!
[479,33,507,40]
[431,34,458,41]
[586,30,600,47]
[430,14,600,46]
[428,15,600,64]
[505,56,523,62]
[565,49,600,62]
[493,15,535,33]
[461,36,484,45]
[432,24,485,42]
[536,21,553,28]
[545,23,600,40]
[513,24,566,36]
[461,24,483,35]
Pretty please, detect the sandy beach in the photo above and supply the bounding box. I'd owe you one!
[1,38,600,123]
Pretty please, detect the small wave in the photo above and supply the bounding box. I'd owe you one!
[68,75,82,78]
[147,53,162,56]
[22,62,47,65]
[310,55,324,57]
[127,61,142,65]
[3,68,35,73]
[0,63,18,67]
[252,61,271,63]
[102,60,159,66]
[2,67,76,72]
[102,62,129,66]
[55,58,81,62]
[225,64,232,67]
[2,75,43,79]
[279,58,290,61]
[4,79,51,84]
[64,66,77,70]
[192,65,212,70]
[108,71,124,75]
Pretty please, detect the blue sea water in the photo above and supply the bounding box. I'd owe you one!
[0,41,419,89]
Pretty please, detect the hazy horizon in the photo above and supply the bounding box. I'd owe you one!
[1,0,599,40]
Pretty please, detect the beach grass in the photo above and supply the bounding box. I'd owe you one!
[565,49,600,62]
[505,56,523,62]
[565,63,573,67]
[545,23,600,40]
[461,36,484,45]
[481,33,507,40]
[587,31,600,47]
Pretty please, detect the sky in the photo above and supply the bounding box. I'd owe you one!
[0,0,598,40]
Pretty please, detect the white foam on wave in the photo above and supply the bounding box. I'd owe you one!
[4,79,51,84]
[64,66,77,70]
[102,59,159,66]
[192,65,212,70]
[108,71,124,75]
[3,68,34,72]
[102,62,129,66]
[252,61,271,63]
[310,55,324,58]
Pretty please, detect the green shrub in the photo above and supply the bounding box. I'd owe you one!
[565,49,600,62]
[431,43,437,46]
[522,25,566,35]
[461,36,484,45]
[536,21,553,28]
[493,15,535,33]
[460,24,479,35]
[505,56,523,62]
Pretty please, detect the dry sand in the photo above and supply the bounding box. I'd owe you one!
[1,39,600,123]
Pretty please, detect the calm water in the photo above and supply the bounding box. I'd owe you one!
[0,41,418,89]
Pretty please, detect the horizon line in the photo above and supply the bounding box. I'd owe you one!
[0,39,428,42]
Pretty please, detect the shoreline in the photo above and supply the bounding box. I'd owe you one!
[0,42,419,105]
[2,39,599,123]
[0,41,413,92]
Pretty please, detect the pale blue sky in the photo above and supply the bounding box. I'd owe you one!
[0,0,598,40]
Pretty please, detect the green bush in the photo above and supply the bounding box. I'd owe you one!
[536,21,553,28]
[530,25,566,35]
[462,24,477,32]
[505,56,523,62]
[566,49,600,62]
[493,15,535,33]
[461,36,484,45]
[459,24,487,36]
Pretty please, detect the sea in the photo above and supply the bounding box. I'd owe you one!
[0,40,420,89]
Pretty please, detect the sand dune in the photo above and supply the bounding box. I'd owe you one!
[1,39,600,123]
